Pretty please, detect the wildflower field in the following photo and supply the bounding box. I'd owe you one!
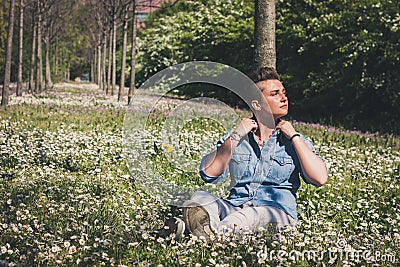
[0,83,399,267]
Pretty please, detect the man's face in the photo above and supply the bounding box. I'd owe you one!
[256,79,288,120]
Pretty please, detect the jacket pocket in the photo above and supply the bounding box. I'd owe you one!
[229,153,251,182]
[265,155,294,184]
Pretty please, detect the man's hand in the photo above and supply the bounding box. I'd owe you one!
[275,120,297,139]
[234,118,258,137]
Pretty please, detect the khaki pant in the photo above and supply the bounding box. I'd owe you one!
[184,191,296,233]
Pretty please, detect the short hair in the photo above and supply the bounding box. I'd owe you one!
[247,67,280,83]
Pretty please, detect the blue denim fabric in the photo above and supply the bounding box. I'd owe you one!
[199,129,324,222]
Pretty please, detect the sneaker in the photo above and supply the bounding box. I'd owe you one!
[157,217,185,239]
[183,203,213,241]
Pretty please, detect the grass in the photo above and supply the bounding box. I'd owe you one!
[0,83,399,266]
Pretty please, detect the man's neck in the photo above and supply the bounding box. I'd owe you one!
[254,122,275,141]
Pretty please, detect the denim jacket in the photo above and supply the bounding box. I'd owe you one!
[199,129,324,221]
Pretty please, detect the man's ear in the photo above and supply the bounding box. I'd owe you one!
[251,100,261,111]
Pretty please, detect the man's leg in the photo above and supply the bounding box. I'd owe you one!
[183,191,238,238]
[217,205,296,233]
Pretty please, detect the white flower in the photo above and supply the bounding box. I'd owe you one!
[51,245,60,253]
[68,246,77,254]
[63,241,70,248]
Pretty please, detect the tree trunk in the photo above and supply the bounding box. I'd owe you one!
[67,62,70,81]
[29,8,36,93]
[61,49,65,80]
[107,30,112,94]
[45,38,52,90]
[92,53,94,83]
[128,8,137,105]
[254,0,276,69]
[54,38,58,77]
[16,0,24,97]
[89,53,97,84]
[35,10,43,93]
[1,0,16,106]
[111,14,117,96]
[97,43,101,86]
[118,7,129,102]
[102,35,107,91]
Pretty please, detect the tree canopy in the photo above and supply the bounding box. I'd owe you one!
[277,0,400,133]
[136,0,254,82]
[136,0,400,133]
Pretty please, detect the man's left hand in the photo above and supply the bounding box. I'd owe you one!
[275,120,297,139]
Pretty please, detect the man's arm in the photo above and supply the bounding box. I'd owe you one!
[276,120,328,186]
[203,118,256,177]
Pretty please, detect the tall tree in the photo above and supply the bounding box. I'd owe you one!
[28,1,36,93]
[42,0,72,90]
[254,0,276,69]
[91,48,95,82]
[102,34,107,91]
[107,28,112,94]
[97,37,102,86]
[89,0,108,89]
[1,0,16,106]
[43,2,54,90]
[118,0,132,102]
[16,0,25,96]
[128,3,137,105]
[0,1,9,62]
[111,12,117,96]
[101,0,125,95]
[34,0,43,93]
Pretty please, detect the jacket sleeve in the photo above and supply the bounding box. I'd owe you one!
[198,131,232,184]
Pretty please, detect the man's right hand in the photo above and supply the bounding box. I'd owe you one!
[234,118,258,137]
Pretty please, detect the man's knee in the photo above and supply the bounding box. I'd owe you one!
[187,190,218,205]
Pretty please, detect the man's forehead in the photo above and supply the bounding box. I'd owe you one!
[256,79,285,91]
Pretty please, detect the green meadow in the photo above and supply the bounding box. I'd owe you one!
[0,83,399,266]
